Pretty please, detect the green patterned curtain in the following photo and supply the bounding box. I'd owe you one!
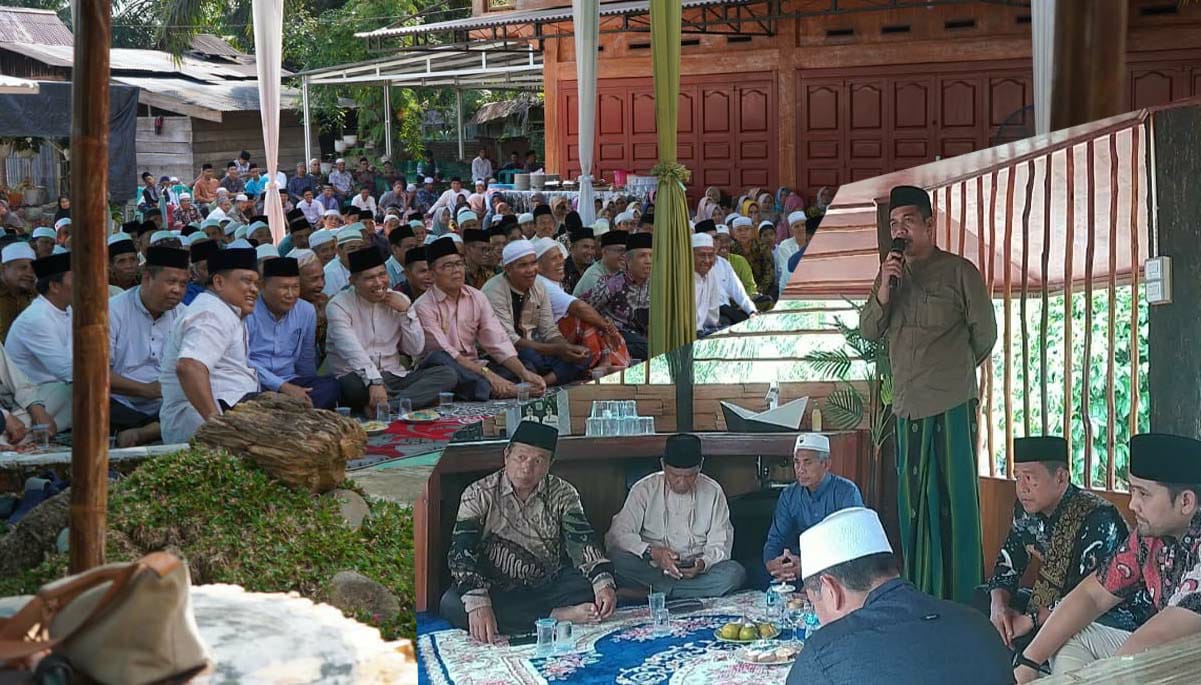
[648,0,696,359]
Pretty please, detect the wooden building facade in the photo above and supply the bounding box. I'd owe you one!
[449,0,1201,202]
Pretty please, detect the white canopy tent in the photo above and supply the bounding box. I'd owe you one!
[292,43,543,165]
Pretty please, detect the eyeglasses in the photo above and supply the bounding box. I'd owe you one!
[436,260,466,271]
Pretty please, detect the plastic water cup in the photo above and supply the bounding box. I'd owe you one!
[534,618,557,657]
[30,424,49,450]
[397,398,413,420]
[639,417,654,435]
[620,417,637,436]
[585,417,601,437]
[438,392,455,409]
[335,406,351,419]
[648,591,666,615]
[652,607,670,637]
[554,620,574,654]
[375,403,391,422]
[623,400,637,417]
[515,383,531,404]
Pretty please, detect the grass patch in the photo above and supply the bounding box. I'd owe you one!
[0,447,414,641]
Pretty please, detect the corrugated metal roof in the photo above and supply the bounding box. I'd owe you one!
[189,34,245,57]
[357,0,729,39]
[113,76,305,117]
[0,74,38,94]
[0,7,73,46]
[1,43,250,82]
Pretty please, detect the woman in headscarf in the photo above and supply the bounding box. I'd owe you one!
[813,186,833,214]
[757,191,776,220]
[550,195,570,235]
[695,186,720,221]
[745,200,762,226]
[777,191,804,242]
[730,216,776,307]
[468,192,486,215]
[430,206,451,237]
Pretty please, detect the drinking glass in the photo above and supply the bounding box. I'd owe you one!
[375,403,391,422]
[553,620,573,654]
[32,424,49,449]
[652,608,670,637]
[647,591,666,616]
[397,398,413,420]
[638,417,654,435]
[585,417,601,437]
[603,418,620,436]
[335,406,351,419]
[438,392,455,409]
[624,400,638,417]
[786,607,806,645]
[515,383,531,404]
[619,417,637,436]
[534,618,557,657]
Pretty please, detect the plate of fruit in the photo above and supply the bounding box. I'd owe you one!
[400,409,441,423]
[735,641,802,665]
[715,619,779,642]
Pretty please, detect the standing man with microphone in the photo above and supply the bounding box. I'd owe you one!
[860,185,997,604]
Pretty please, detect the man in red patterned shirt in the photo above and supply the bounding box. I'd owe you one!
[1014,433,1201,682]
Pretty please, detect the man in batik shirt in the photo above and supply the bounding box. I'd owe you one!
[1014,433,1201,682]
[441,421,617,643]
[579,233,651,361]
[980,436,1150,655]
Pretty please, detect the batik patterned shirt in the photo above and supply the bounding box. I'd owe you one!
[1099,510,1201,618]
[448,470,614,613]
[988,485,1150,631]
[580,271,649,337]
[733,239,775,297]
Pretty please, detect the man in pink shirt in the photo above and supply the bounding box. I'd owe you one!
[414,237,546,401]
[325,247,457,413]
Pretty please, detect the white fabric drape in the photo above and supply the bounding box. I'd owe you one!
[253,0,286,244]
[573,0,599,225]
[1032,0,1056,135]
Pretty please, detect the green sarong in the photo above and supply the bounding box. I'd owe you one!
[896,398,983,603]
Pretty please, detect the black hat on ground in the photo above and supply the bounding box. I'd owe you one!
[145,246,190,270]
[1129,433,1201,484]
[108,239,137,258]
[693,219,716,234]
[462,228,489,244]
[510,420,559,455]
[663,433,703,468]
[207,247,257,273]
[1013,436,1069,465]
[389,225,416,245]
[600,230,630,248]
[348,247,385,274]
[533,204,553,219]
[889,185,931,215]
[426,237,459,265]
[627,233,653,251]
[190,240,220,264]
[262,256,300,278]
[33,252,71,280]
[404,246,427,267]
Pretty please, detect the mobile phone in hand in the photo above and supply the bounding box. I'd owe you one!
[677,557,697,569]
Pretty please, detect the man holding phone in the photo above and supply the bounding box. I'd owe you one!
[860,185,996,604]
[606,433,746,599]
[757,434,864,587]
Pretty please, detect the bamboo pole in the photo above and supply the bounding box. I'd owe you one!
[1041,153,1052,436]
[1128,127,1141,443]
[976,174,987,473]
[1020,160,1035,438]
[69,0,112,573]
[1106,133,1119,492]
[932,189,940,248]
[1003,165,1016,477]
[944,185,952,250]
[1063,147,1076,465]
[986,173,998,476]
[957,181,967,257]
[1083,140,1096,488]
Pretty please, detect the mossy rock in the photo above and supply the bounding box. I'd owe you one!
[0,446,414,641]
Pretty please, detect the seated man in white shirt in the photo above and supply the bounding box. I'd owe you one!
[775,211,817,293]
[158,247,261,443]
[4,252,74,433]
[0,343,60,447]
[694,219,757,327]
[322,224,364,296]
[325,247,457,414]
[692,233,727,336]
[606,433,745,600]
[109,246,190,447]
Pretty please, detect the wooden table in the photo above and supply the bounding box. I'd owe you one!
[414,431,872,612]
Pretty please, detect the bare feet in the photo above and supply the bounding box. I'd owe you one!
[115,422,161,448]
[551,602,601,624]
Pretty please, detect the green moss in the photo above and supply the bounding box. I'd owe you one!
[0,447,414,641]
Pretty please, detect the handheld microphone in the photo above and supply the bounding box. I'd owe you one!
[888,237,906,293]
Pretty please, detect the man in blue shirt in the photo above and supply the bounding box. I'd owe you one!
[246,256,340,409]
[786,507,1012,685]
[184,239,219,306]
[757,433,863,587]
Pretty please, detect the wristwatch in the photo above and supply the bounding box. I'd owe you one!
[368,378,383,387]
[1012,651,1051,675]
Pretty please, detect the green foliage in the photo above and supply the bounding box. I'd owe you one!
[0,447,415,641]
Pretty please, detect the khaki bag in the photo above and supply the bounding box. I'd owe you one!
[0,552,211,684]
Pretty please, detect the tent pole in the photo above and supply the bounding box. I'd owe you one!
[383,84,393,161]
[69,0,112,574]
[302,76,312,165]
[456,88,464,163]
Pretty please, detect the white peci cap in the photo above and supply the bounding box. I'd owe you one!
[235,194,248,202]
[732,216,753,229]
[308,229,334,248]
[715,224,730,235]
[150,230,175,244]
[424,177,434,184]
[32,227,57,240]
[794,433,830,454]
[531,237,559,259]
[691,233,714,249]
[54,218,72,230]
[518,213,534,225]
[799,507,893,581]
[788,211,808,226]
[256,244,279,260]
[501,239,536,266]
[2,242,35,263]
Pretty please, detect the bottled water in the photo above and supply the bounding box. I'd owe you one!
[765,379,780,411]
[803,611,820,640]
